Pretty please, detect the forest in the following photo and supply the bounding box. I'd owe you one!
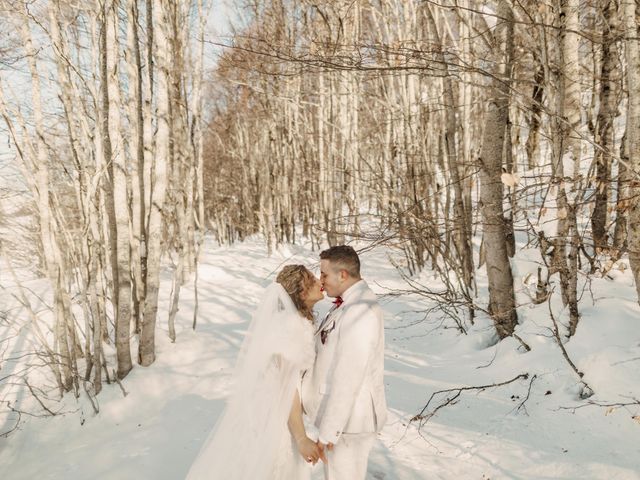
[0,1,639,478]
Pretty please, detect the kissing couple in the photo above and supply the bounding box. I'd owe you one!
[186,245,387,480]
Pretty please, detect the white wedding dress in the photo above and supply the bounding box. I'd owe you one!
[186,283,315,480]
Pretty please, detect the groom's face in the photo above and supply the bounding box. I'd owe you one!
[320,259,344,298]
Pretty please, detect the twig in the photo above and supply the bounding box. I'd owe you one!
[385,265,479,335]
[83,380,100,415]
[611,356,640,366]
[0,408,21,438]
[512,333,531,352]
[24,378,57,416]
[547,292,594,399]
[558,398,640,413]
[112,369,128,397]
[411,373,529,426]
[547,293,580,377]
[476,346,498,369]
[515,374,537,415]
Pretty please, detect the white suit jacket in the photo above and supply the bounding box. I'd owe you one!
[301,280,387,445]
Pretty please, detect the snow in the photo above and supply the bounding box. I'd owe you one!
[1,235,640,479]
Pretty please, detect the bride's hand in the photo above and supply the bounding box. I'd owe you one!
[296,436,323,465]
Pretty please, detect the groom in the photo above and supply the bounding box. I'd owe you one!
[302,245,387,479]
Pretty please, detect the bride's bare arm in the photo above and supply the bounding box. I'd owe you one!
[287,390,326,464]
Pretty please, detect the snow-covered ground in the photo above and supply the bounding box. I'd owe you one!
[1,236,640,479]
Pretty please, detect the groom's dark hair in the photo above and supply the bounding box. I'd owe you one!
[320,245,361,278]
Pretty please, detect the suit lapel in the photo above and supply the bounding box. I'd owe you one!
[315,304,339,335]
[315,282,366,337]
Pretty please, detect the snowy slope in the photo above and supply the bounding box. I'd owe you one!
[1,236,639,479]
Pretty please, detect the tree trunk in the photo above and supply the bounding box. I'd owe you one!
[125,0,147,335]
[139,0,171,366]
[592,0,620,252]
[99,4,120,312]
[622,0,640,303]
[106,0,133,379]
[613,128,629,254]
[478,0,518,339]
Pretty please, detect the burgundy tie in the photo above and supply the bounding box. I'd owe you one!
[333,296,343,308]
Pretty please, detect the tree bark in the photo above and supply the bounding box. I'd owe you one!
[478,0,518,338]
[591,0,620,252]
[106,0,133,379]
[125,0,147,335]
[622,0,640,303]
[139,0,171,366]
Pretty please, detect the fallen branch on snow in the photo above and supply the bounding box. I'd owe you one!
[547,291,594,399]
[410,373,529,427]
[558,397,640,415]
[514,374,537,415]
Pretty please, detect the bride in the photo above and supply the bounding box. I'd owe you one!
[186,265,325,479]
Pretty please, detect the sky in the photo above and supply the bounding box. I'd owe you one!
[205,0,236,68]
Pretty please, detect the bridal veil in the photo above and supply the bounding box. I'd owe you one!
[185,283,314,480]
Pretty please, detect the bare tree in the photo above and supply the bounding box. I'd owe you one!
[477,1,518,338]
[0,0,209,425]
[591,0,621,252]
[139,0,172,366]
[178,0,640,337]
[622,0,640,303]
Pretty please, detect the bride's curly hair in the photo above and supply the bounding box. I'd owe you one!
[276,265,315,322]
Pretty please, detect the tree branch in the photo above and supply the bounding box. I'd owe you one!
[411,373,529,427]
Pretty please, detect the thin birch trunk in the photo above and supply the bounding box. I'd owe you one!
[126,0,146,335]
[192,2,207,329]
[106,0,133,378]
[622,0,640,303]
[98,5,119,311]
[478,0,518,339]
[139,0,171,366]
[555,0,581,336]
[613,127,629,254]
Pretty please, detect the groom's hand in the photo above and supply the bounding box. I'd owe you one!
[316,441,328,463]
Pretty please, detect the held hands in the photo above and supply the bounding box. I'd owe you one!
[296,436,327,465]
[319,441,334,452]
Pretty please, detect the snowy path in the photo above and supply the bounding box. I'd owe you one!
[1,237,640,479]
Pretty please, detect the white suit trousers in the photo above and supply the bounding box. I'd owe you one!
[322,433,375,480]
